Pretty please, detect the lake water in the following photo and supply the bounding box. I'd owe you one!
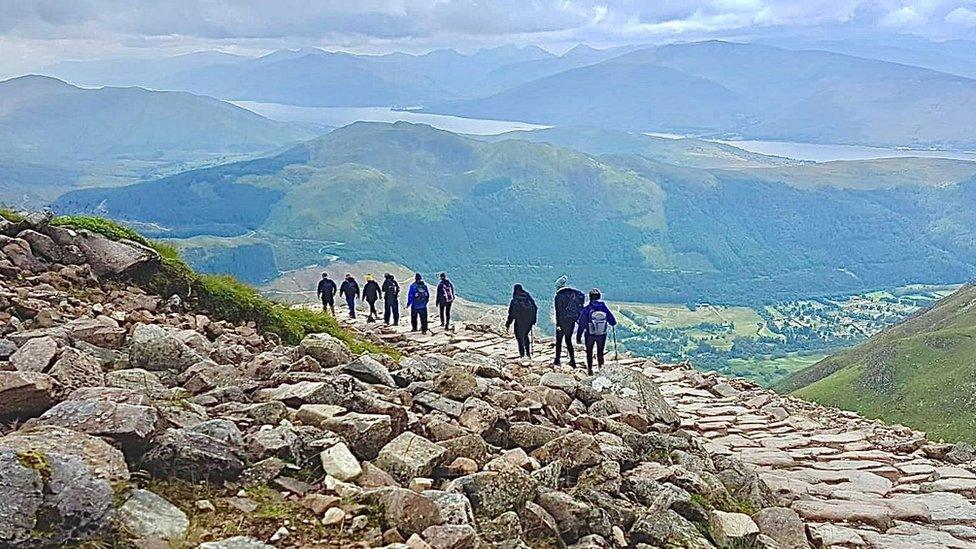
[645,132,976,162]
[234,102,549,135]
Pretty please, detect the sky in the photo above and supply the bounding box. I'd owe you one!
[1,0,976,77]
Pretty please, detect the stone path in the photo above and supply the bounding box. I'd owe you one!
[344,317,976,548]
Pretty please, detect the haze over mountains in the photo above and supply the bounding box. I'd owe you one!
[42,39,976,150]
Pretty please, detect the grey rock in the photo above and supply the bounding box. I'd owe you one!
[587,367,679,428]
[38,399,159,455]
[105,368,168,397]
[16,229,61,262]
[319,442,362,481]
[456,467,538,519]
[0,425,129,483]
[187,419,245,448]
[531,431,604,471]
[141,428,245,482]
[0,371,56,419]
[375,431,447,483]
[422,489,476,526]
[117,489,189,541]
[433,366,479,400]
[754,507,809,549]
[0,339,16,360]
[245,425,299,461]
[320,411,393,460]
[508,422,561,451]
[198,536,274,549]
[342,354,395,386]
[630,510,713,549]
[422,524,478,549]
[458,397,499,435]
[299,333,352,368]
[65,317,127,349]
[9,335,58,372]
[0,449,114,547]
[709,510,760,548]
[71,229,160,278]
[129,324,205,372]
[946,442,975,465]
[47,347,105,397]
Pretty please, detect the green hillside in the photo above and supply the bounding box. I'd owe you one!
[778,285,976,443]
[53,122,976,307]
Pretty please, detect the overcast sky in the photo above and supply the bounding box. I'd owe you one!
[2,0,976,77]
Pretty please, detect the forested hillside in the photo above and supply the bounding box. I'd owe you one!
[54,122,976,307]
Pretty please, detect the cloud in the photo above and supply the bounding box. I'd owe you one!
[946,6,976,26]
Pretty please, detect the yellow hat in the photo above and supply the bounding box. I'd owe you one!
[366,273,374,281]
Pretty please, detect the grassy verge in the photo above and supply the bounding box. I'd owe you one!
[50,215,396,356]
[0,206,25,223]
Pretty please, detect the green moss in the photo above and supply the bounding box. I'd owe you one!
[51,215,151,247]
[17,449,52,483]
[0,206,25,223]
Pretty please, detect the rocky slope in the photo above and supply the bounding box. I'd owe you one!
[0,212,974,548]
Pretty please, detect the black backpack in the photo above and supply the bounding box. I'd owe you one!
[556,288,585,323]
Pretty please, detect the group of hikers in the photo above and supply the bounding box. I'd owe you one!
[317,272,616,374]
[316,272,456,332]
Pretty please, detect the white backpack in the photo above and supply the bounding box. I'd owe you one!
[588,310,609,336]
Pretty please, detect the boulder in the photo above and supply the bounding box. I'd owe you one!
[0,425,129,483]
[9,335,59,372]
[422,524,478,549]
[320,442,362,481]
[198,537,274,549]
[374,487,441,536]
[320,411,394,460]
[630,510,712,549]
[536,489,594,543]
[508,423,561,451]
[422,490,476,526]
[753,507,809,549]
[16,229,61,262]
[299,333,352,368]
[375,432,447,483]
[65,317,126,349]
[587,367,679,428]
[129,324,205,372]
[187,419,245,448]
[0,371,56,419]
[180,360,242,394]
[117,489,189,541]
[0,237,42,272]
[342,354,395,386]
[46,347,105,397]
[456,467,538,518]
[141,428,245,482]
[0,449,114,547]
[458,397,499,435]
[531,431,604,471]
[0,339,16,360]
[38,399,159,455]
[71,230,160,278]
[245,425,299,461]
[105,368,168,397]
[708,510,760,548]
[433,366,479,400]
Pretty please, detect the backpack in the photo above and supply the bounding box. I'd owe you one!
[413,283,429,305]
[588,309,609,336]
[443,282,455,302]
[557,289,584,323]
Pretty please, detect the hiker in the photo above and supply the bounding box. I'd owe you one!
[436,272,456,330]
[382,273,400,325]
[576,288,617,375]
[316,272,337,316]
[506,284,538,358]
[553,275,585,368]
[406,273,431,334]
[338,273,360,318]
[362,273,381,322]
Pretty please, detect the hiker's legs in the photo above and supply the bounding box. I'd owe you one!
[368,299,378,319]
[515,324,531,357]
[392,302,400,325]
[595,335,607,367]
[419,308,429,333]
[555,321,575,365]
[444,301,452,329]
[345,295,356,318]
[584,334,596,374]
[411,309,419,331]
[439,302,446,326]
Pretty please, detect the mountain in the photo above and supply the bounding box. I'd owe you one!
[0,75,315,206]
[44,50,246,88]
[777,284,976,443]
[478,126,794,169]
[430,41,976,149]
[53,122,976,306]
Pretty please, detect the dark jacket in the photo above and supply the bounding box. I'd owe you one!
[407,282,430,310]
[506,285,538,329]
[363,280,381,302]
[339,278,360,300]
[436,280,455,304]
[317,278,337,300]
[577,300,617,340]
[382,277,400,302]
[554,287,585,325]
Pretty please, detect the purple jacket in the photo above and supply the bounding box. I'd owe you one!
[577,300,617,339]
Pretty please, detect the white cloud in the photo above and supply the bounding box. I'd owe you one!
[946,6,976,26]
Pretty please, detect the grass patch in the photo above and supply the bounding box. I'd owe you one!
[0,206,25,223]
[48,215,396,355]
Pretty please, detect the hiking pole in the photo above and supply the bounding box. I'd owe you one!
[612,325,619,363]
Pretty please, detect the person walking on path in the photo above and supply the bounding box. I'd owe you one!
[576,288,617,375]
[316,272,337,316]
[362,274,381,322]
[553,275,585,369]
[436,272,456,330]
[381,273,400,326]
[406,273,431,334]
[339,273,360,319]
[506,284,538,359]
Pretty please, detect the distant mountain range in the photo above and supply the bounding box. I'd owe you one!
[40,40,976,150]
[778,284,976,444]
[53,121,976,306]
[0,75,315,206]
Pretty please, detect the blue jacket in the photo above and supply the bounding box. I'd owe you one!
[406,282,430,310]
[577,300,617,340]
